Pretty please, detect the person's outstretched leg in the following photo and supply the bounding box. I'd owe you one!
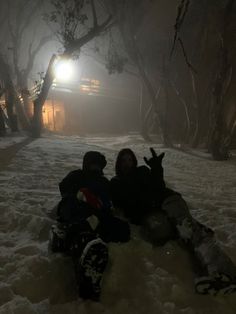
[162,193,236,295]
[192,221,236,295]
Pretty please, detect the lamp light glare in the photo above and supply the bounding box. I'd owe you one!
[54,60,74,82]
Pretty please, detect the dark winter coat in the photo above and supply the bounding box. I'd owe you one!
[58,169,111,220]
[58,168,130,243]
[111,165,154,224]
[111,154,181,247]
[111,164,177,224]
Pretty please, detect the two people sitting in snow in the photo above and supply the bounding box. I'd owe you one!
[49,148,236,301]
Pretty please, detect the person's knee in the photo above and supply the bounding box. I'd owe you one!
[98,218,130,243]
[118,221,131,242]
[162,194,190,222]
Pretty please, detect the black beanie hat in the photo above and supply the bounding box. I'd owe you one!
[82,151,107,171]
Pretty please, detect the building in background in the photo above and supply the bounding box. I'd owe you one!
[39,75,139,135]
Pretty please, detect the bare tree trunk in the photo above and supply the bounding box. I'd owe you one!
[210,64,231,160]
[178,39,200,148]
[141,86,161,142]
[135,56,172,146]
[170,80,191,144]
[139,80,151,140]
[22,92,31,118]
[32,54,56,137]
[14,92,31,130]
[5,88,18,132]
[189,69,201,148]
[108,0,172,145]
[141,103,153,141]
[0,106,6,136]
[209,0,234,160]
[0,55,30,131]
[5,80,30,131]
[161,59,173,147]
[225,109,236,148]
[17,75,32,118]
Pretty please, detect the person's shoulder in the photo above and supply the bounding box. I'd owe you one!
[100,175,110,184]
[59,168,83,196]
[137,165,150,175]
[110,175,122,183]
[60,169,83,183]
[110,175,118,181]
[110,175,123,187]
[65,169,83,177]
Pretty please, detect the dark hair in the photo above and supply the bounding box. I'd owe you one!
[82,151,107,171]
[115,148,137,176]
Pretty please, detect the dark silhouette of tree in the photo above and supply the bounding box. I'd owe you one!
[32,0,112,137]
[104,0,236,156]
[209,0,235,160]
[6,0,53,127]
[104,0,175,146]
[0,85,6,135]
[0,55,19,132]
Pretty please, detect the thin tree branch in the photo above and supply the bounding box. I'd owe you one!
[34,54,57,107]
[25,35,53,77]
[65,14,113,54]
[18,0,43,39]
[91,0,98,28]
[170,0,190,58]
[178,37,197,74]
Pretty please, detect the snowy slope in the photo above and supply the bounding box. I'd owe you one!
[0,134,236,314]
[0,135,27,149]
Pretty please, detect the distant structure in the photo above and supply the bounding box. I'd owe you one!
[30,77,138,135]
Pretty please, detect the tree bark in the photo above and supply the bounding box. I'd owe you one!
[170,80,191,144]
[0,106,6,136]
[132,46,172,146]
[32,54,56,137]
[209,0,234,160]
[5,88,18,132]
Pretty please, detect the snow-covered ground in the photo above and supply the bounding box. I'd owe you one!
[0,135,27,149]
[0,134,236,314]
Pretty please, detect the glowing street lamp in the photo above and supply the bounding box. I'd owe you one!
[54,59,74,83]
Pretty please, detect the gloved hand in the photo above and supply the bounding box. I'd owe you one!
[144,148,165,188]
[144,147,165,170]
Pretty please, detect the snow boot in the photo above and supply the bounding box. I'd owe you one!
[195,273,236,296]
[76,238,108,301]
[48,223,67,253]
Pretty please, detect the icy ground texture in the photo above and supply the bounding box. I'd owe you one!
[0,135,27,149]
[0,134,236,314]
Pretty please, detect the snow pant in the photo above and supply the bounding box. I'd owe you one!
[142,210,177,246]
[49,219,98,255]
[49,215,130,300]
[49,220,109,300]
[161,192,236,284]
[49,213,130,253]
[97,215,130,243]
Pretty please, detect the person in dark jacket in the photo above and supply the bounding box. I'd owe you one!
[49,151,130,301]
[111,148,176,225]
[111,147,236,296]
[111,148,152,224]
